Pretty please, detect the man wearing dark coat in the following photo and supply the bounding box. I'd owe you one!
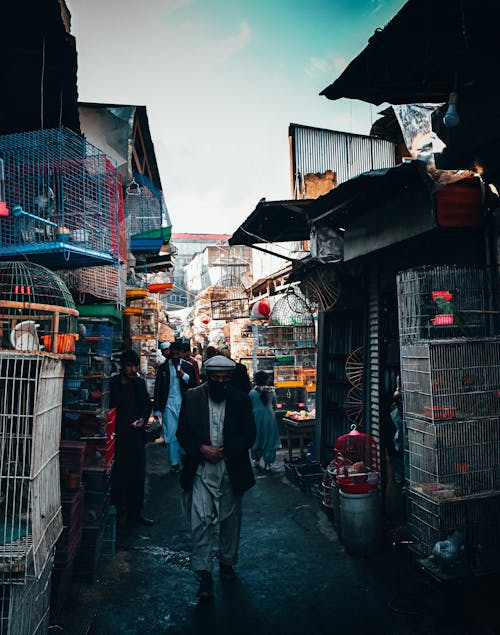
[110,349,153,526]
[177,354,256,600]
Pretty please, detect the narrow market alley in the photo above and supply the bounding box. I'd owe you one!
[55,444,498,635]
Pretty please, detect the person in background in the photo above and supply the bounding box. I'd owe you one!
[110,349,153,526]
[181,340,201,385]
[200,345,218,383]
[153,340,197,473]
[193,346,203,371]
[219,345,251,393]
[249,371,281,472]
[177,355,256,600]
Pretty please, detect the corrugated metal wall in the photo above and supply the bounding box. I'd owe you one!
[317,308,365,465]
[290,124,396,195]
[367,268,380,446]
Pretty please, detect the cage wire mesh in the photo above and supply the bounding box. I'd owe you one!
[125,178,163,237]
[0,550,53,634]
[299,264,340,312]
[0,262,78,355]
[0,354,64,584]
[406,417,500,498]
[0,127,122,265]
[397,265,492,343]
[58,263,126,309]
[407,490,500,568]
[210,275,249,320]
[400,339,500,422]
[268,289,315,349]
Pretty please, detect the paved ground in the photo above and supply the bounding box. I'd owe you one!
[52,444,500,635]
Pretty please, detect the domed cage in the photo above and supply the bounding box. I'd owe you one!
[210,275,249,321]
[0,262,79,356]
[268,289,315,349]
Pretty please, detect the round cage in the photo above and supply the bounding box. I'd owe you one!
[268,289,315,349]
[210,275,249,320]
[300,264,340,312]
[397,265,491,343]
[0,262,78,355]
[335,426,380,494]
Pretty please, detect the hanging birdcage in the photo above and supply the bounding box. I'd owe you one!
[300,264,341,312]
[59,263,127,309]
[210,275,249,321]
[0,262,79,356]
[334,425,380,494]
[0,127,122,269]
[268,289,315,349]
[125,177,164,247]
[0,353,64,583]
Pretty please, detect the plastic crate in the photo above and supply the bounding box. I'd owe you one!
[102,506,117,558]
[59,440,86,491]
[82,464,113,492]
[284,457,307,486]
[295,462,324,496]
[84,491,110,524]
[73,525,105,581]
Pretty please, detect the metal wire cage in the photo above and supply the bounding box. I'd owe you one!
[300,264,340,312]
[0,262,78,356]
[125,179,163,237]
[210,275,249,320]
[406,416,500,498]
[400,339,500,422]
[58,264,126,309]
[0,354,64,583]
[397,265,491,343]
[0,127,122,268]
[268,290,315,349]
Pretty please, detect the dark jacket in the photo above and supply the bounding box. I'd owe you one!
[177,383,256,494]
[231,362,251,393]
[110,374,152,443]
[153,359,197,413]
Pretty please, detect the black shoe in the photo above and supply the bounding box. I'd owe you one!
[133,515,154,527]
[197,571,214,599]
[219,563,236,581]
[169,464,180,474]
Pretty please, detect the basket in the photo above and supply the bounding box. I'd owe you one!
[296,462,324,496]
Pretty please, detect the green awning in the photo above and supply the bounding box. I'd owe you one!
[130,226,172,241]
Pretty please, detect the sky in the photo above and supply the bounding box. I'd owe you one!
[67,0,407,234]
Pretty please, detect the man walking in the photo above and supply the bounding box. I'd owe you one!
[180,340,201,385]
[177,355,256,600]
[110,349,153,526]
[153,340,197,473]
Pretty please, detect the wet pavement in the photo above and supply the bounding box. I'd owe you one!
[53,444,500,635]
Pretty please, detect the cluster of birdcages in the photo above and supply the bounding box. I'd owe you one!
[397,265,500,574]
[0,127,122,268]
[58,263,127,309]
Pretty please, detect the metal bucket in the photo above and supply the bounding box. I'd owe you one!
[339,489,382,555]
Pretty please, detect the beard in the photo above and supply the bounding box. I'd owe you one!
[208,380,230,402]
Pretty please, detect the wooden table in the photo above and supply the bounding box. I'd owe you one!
[282,418,315,461]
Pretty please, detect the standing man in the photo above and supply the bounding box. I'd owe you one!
[153,339,197,473]
[110,349,153,526]
[219,345,251,393]
[177,355,256,600]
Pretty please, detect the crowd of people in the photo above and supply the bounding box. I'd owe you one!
[110,340,282,600]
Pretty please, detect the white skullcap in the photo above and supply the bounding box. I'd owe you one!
[160,342,171,350]
[204,354,236,371]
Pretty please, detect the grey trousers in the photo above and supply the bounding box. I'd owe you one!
[188,468,243,573]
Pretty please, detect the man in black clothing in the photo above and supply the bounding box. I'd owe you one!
[219,345,251,393]
[177,354,256,600]
[110,349,153,526]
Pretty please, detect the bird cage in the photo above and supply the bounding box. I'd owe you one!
[334,425,380,494]
[268,289,315,349]
[0,127,122,269]
[0,551,54,633]
[0,353,64,583]
[125,178,163,237]
[210,275,249,321]
[58,263,126,309]
[397,265,491,343]
[300,264,340,312]
[0,262,78,356]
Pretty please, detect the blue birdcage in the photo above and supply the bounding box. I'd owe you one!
[125,174,168,254]
[0,127,122,268]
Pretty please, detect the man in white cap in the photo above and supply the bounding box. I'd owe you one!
[153,340,197,473]
[177,354,256,600]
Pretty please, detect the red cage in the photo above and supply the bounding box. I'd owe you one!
[335,426,380,494]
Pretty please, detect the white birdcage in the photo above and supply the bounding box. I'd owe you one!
[0,550,53,634]
[0,354,64,583]
[59,263,127,308]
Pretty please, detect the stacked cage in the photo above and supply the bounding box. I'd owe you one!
[397,265,500,576]
[58,263,127,309]
[0,127,122,268]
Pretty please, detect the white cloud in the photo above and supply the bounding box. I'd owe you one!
[305,56,331,78]
[369,0,385,15]
[212,22,252,63]
[334,56,347,72]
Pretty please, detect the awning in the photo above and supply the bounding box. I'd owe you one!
[320,0,498,106]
